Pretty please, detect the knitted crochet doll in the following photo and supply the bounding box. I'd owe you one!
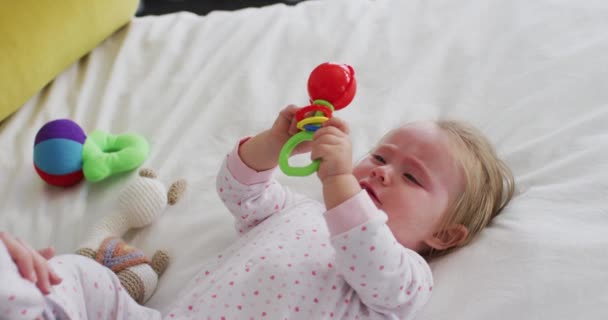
[75,168,186,304]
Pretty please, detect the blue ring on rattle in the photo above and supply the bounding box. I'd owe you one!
[304,124,321,132]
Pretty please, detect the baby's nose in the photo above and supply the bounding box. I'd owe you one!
[371,167,390,183]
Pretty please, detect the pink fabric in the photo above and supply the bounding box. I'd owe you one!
[324,190,384,236]
[0,241,161,320]
[195,147,434,319]
[226,137,277,186]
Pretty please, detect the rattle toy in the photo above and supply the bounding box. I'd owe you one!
[33,119,149,187]
[279,62,357,176]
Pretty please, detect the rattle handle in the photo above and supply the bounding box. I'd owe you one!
[278,131,319,176]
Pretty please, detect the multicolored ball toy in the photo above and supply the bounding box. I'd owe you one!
[34,119,86,187]
[279,62,357,176]
[34,119,149,187]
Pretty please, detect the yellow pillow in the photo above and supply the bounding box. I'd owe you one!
[0,0,139,121]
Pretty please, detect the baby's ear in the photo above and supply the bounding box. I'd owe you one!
[424,224,469,251]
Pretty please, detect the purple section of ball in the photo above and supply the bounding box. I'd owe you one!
[34,119,86,145]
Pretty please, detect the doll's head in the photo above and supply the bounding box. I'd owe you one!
[353,120,514,258]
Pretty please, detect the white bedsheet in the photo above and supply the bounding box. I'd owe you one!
[1,0,607,318]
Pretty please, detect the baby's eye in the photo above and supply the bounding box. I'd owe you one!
[404,173,422,186]
[372,154,386,163]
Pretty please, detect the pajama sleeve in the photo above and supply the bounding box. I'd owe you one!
[324,191,434,319]
[216,137,297,235]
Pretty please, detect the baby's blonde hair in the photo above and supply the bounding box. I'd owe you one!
[428,120,515,258]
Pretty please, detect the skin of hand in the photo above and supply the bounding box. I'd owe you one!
[311,117,361,210]
[239,105,312,171]
[0,232,62,295]
[239,107,360,209]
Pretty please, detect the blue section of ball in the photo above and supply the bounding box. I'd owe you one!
[34,138,83,175]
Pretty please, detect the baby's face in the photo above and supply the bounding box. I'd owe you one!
[353,122,464,252]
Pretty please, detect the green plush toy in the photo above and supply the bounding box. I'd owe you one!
[82,130,150,182]
[33,119,149,187]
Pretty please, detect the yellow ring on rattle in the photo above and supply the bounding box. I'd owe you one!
[296,116,329,131]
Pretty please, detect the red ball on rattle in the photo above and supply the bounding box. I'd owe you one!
[307,62,357,111]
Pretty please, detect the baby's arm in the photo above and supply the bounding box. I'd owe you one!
[217,138,294,234]
[325,194,433,318]
[313,119,432,317]
[239,105,309,172]
[310,117,361,209]
[216,105,308,234]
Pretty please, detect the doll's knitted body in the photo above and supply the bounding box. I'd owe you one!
[76,168,186,304]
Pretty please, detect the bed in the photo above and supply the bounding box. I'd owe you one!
[1,0,607,318]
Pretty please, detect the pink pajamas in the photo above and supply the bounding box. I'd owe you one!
[162,139,433,319]
[1,138,433,319]
[0,242,161,320]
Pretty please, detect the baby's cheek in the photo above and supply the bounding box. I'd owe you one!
[433,188,451,216]
[352,165,367,180]
[394,194,432,223]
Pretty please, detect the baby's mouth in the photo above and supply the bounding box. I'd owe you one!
[360,182,381,205]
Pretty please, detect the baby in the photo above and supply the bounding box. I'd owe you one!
[0,105,514,319]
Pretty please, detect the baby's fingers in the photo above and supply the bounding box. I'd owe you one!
[22,241,53,294]
[38,247,62,285]
[292,139,312,155]
[49,269,63,286]
[32,257,52,294]
[310,143,333,161]
[281,104,300,115]
[322,117,350,134]
[38,247,55,260]
[313,125,348,141]
[273,104,301,137]
[7,237,37,282]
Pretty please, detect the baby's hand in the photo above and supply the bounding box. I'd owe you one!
[0,232,62,295]
[268,105,312,155]
[270,105,299,140]
[311,117,353,182]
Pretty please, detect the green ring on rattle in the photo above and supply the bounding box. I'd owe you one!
[279,131,318,176]
[312,99,334,111]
